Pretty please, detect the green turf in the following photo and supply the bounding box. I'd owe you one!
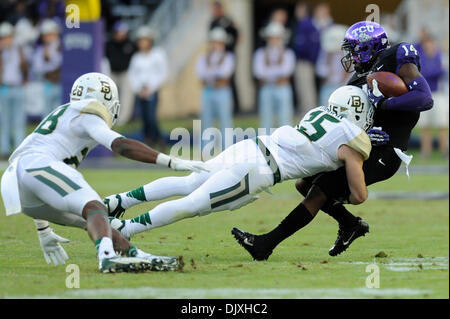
[0,170,448,298]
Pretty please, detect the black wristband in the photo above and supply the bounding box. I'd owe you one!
[38,225,50,232]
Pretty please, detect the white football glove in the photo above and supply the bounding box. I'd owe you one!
[169,157,209,173]
[37,227,69,266]
[156,153,209,173]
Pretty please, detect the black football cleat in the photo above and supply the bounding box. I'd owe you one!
[329,217,369,256]
[231,227,273,261]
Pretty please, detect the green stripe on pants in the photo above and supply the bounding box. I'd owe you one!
[32,174,69,196]
[210,174,250,209]
[26,166,81,197]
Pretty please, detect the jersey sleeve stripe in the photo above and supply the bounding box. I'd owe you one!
[345,131,372,160]
[80,101,112,128]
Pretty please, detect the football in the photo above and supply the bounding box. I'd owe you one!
[367,71,408,97]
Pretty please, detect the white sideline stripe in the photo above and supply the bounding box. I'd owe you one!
[7,287,433,299]
[340,257,448,272]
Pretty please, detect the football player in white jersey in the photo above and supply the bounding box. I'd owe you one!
[0,72,206,273]
[105,86,374,243]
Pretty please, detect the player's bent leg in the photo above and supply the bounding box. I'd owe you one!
[22,205,87,229]
[17,157,165,272]
[116,163,268,238]
[104,171,211,218]
[295,178,312,196]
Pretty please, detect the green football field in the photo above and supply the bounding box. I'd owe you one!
[0,169,448,299]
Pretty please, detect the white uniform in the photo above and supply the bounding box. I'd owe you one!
[115,106,372,237]
[180,107,370,214]
[1,99,123,228]
[258,106,371,182]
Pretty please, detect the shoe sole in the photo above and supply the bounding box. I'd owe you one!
[101,258,154,273]
[151,256,184,272]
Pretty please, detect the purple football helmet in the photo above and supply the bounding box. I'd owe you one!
[341,21,389,74]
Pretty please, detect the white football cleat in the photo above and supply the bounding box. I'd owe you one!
[99,256,154,273]
[134,248,184,272]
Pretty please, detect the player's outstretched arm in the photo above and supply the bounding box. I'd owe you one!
[111,137,207,173]
[76,114,207,173]
[338,145,368,205]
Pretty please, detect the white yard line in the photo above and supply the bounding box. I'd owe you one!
[7,287,433,299]
[340,257,449,272]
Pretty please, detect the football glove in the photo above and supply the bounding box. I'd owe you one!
[156,153,209,173]
[367,127,390,146]
[37,227,69,266]
[363,80,387,108]
[169,157,209,173]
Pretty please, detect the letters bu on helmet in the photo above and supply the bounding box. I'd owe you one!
[70,72,120,126]
[327,85,374,131]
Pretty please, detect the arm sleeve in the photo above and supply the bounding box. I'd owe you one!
[383,75,434,112]
[76,114,124,150]
[395,42,421,73]
[345,131,372,161]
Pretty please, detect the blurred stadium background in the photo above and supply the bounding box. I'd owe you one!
[0,0,448,164]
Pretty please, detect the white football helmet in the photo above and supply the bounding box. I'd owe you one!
[70,72,120,126]
[327,85,374,131]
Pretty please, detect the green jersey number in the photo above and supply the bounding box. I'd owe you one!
[35,104,69,135]
[297,110,340,142]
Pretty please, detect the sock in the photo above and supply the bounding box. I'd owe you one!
[119,186,147,209]
[259,203,314,250]
[321,200,358,227]
[95,237,116,260]
[123,196,203,236]
[119,175,206,209]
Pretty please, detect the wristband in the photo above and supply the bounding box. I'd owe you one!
[156,153,171,167]
[34,219,49,231]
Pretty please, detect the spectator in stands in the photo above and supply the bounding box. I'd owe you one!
[0,22,28,158]
[31,19,62,115]
[196,27,235,152]
[128,26,168,148]
[209,1,240,114]
[5,0,29,25]
[37,0,65,24]
[315,24,349,106]
[271,8,289,27]
[254,22,295,135]
[209,1,238,52]
[292,2,319,114]
[269,8,296,49]
[293,2,332,114]
[106,21,136,125]
[416,30,448,159]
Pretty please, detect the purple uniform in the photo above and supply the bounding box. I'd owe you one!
[347,42,421,150]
